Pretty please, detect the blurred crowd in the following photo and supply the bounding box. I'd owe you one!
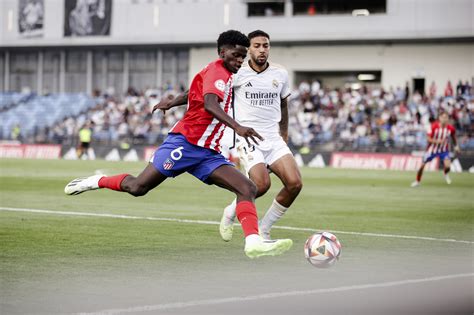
[288,80,473,152]
[43,80,473,152]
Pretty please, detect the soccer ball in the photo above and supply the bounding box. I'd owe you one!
[304,232,342,268]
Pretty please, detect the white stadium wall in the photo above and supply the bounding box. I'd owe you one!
[1,0,472,47]
[1,0,473,93]
[190,43,474,91]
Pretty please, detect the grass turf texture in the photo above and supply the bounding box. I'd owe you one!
[1,159,473,314]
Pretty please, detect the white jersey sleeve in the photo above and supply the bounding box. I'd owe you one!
[281,69,291,99]
[233,71,243,88]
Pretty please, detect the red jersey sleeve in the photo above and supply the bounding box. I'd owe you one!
[202,62,229,101]
[448,124,456,137]
[427,123,436,137]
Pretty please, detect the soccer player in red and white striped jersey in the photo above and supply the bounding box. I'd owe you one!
[411,112,460,187]
[64,30,293,258]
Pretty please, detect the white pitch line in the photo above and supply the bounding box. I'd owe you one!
[77,273,474,315]
[0,206,473,245]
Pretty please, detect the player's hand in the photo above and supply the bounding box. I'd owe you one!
[152,94,175,114]
[454,145,461,154]
[281,133,289,144]
[235,125,264,146]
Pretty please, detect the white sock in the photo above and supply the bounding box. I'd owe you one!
[223,199,237,225]
[245,234,261,247]
[260,199,288,238]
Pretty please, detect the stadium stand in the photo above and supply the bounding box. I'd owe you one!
[0,93,98,141]
[0,92,32,111]
[3,80,471,152]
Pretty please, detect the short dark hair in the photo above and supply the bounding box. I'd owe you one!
[248,30,270,41]
[217,30,250,53]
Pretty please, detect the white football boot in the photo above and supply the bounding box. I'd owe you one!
[410,181,420,188]
[64,175,104,195]
[244,235,293,259]
[444,174,452,185]
[219,204,235,242]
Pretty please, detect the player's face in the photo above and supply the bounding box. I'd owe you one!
[221,45,247,73]
[249,36,270,66]
[439,113,449,125]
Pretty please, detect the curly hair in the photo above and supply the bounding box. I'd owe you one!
[217,30,250,53]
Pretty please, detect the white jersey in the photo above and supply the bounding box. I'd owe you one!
[233,61,291,139]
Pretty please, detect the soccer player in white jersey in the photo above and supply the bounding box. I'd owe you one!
[219,30,303,241]
[411,112,460,187]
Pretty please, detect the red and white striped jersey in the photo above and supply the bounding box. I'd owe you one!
[170,59,233,153]
[426,122,456,154]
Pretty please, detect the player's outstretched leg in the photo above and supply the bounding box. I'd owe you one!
[65,164,167,196]
[219,163,270,241]
[260,154,302,239]
[411,163,426,187]
[210,165,292,258]
[443,158,452,184]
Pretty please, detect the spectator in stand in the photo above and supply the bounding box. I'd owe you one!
[456,80,464,97]
[444,80,454,97]
[429,81,437,98]
[40,79,473,152]
[404,82,410,102]
[463,80,472,97]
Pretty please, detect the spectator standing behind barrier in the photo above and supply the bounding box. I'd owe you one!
[77,122,92,159]
[11,124,22,142]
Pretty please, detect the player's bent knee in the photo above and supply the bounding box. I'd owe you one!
[240,180,258,199]
[255,179,271,197]
[286,179,303,196]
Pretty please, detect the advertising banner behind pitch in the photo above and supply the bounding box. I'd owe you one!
[330,152,439,171]
[0,144,61,159]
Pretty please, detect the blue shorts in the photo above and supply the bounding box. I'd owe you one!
[150,133,233,184]
[423,151,450,163]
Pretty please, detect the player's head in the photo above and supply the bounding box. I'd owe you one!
[248,30,270,67]
[439,111,449,125]
[217,30,250,73]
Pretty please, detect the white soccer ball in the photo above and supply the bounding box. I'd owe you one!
[304,232,342,268]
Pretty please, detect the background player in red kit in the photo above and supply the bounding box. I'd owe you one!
[411,112,460,187]
[64,30,293,258]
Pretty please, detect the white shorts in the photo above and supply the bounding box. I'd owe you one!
[237,136,293,174]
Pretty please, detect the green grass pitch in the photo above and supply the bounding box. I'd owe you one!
[1,159,473,314]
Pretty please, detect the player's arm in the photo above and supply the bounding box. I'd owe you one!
[279,97,289,143]
[427,134,445,145]
[427,135,439,145]
[152,91,188,114]
[204,93,263,145]
[451,131,461,154]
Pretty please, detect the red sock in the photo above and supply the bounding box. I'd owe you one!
[236,201,259,237]
[98,174,129,191]
[416,173,422,182]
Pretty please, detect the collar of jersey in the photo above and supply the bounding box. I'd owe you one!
[247,60,270,74]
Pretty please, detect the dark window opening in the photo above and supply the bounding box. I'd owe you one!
[247,2,285,17]
[292,0,386,16]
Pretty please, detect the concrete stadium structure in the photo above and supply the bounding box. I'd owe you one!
[1,0,473,94]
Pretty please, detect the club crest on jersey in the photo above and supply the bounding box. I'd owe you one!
[272,79,279,89]
[163,158,175,170]
[214,79,226,92]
